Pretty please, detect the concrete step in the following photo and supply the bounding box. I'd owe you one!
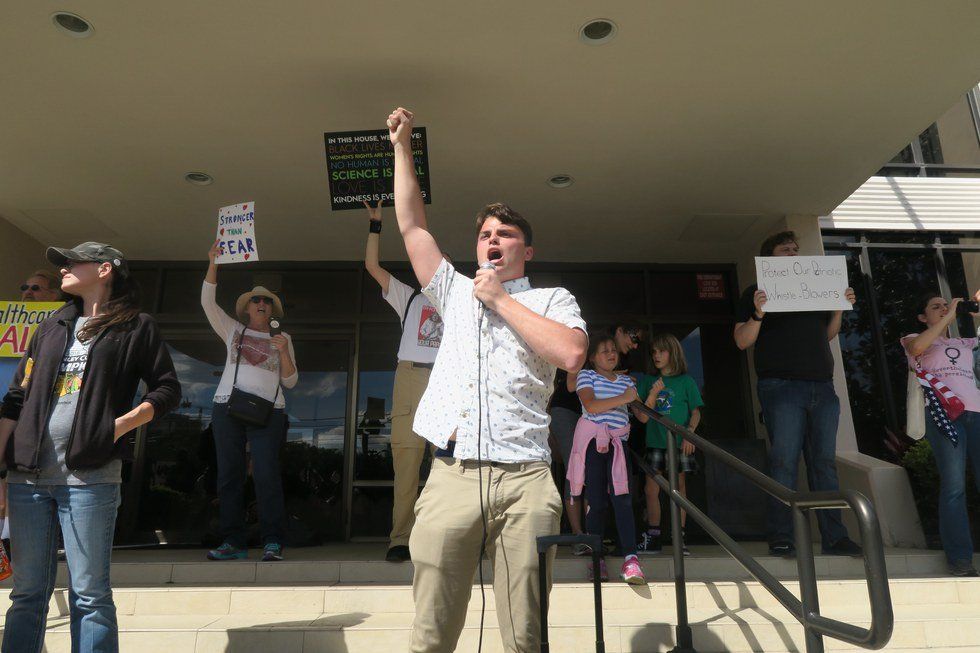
[1,545,966,587]
[2,577,978,618]
[13,602,980,652]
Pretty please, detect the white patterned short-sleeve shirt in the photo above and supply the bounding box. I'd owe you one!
[413,259,587,463]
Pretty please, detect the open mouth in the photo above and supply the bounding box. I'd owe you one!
[487,248,503,263]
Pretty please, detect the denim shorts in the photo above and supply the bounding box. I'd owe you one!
[645,447,698,474]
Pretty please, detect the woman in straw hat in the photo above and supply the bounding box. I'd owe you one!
[201,240,298,562]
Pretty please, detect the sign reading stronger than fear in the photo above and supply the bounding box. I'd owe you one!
[215,202,258,264]
[324,128,431,211]
[755,255,852,312]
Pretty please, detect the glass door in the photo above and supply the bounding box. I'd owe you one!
[118,332,352,546]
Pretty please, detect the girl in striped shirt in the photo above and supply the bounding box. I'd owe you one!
[566,334,645,584]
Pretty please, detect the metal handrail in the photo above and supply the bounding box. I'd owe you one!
[628,400,894,653]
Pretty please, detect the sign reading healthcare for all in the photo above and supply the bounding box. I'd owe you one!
[755,255,852,312]
[324,128,431,210]
[0,301,63,357]
[215,202,258,264]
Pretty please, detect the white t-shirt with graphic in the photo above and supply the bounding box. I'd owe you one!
[201,281,298,408]
[383,275,442,364]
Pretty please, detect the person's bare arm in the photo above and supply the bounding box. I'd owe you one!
[474,268,587,371]
[364,201,391,294]
[388,108,442,288]
[734,289,767,350]
[906,298,962,357]
[114,402,155,442]
[577,386,639,415]
[827,287,857,340]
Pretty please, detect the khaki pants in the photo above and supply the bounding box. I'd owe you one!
[409,457,562,653]
[389,361,432,547]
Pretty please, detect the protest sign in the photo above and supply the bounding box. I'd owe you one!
[324,128,431,210]
[755,255,852,312]
[0,301,63,357]
[215,202,258,264]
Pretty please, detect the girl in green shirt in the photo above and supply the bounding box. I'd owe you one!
[635,333,704,555]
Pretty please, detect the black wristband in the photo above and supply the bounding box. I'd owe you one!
[369,221,382,234]
[750,312,763,321]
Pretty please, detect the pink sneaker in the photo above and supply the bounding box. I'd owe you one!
[587,558,609,582]
[621,556,646,585]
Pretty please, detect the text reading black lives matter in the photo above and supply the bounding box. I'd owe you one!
[324,128,431,211]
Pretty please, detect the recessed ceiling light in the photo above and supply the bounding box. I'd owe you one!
[579,19,617,45]
[547,175,574,189]
[185,172,214,186]
[51,12,94,38]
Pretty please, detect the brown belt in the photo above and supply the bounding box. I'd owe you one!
[406,361,434,369]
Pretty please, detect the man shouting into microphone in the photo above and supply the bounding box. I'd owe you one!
[387,107,588,653]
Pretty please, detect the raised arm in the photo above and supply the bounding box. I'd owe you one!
[388,108,443,287]
[364,201,391,294]
[905,298,961,357]
[202,241,239,341]
[826,287,857,340]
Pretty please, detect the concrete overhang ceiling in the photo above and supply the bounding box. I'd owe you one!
[2,1,980,263]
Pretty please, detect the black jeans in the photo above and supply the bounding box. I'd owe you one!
[581,440,637,556]
[211,402,287,547]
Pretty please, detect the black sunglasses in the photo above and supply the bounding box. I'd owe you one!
[250,296,274,305]
[20,284,44,292]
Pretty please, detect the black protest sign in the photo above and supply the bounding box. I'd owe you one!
[324,128,431,211]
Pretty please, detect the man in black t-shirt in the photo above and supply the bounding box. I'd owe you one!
[733,231,863,558]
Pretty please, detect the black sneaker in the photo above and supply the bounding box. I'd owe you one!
[769,542,796,558]
[823,537,863,558]
[949,560,980,577]
[385,545,411,563]
[637,531,662,555]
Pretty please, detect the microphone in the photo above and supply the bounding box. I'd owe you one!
[269,318,282,337]
[477,261,495,321]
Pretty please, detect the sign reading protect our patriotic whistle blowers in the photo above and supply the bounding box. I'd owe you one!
[324,128,431,211]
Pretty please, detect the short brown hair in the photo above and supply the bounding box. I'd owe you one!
[475,202,533,246]
[760,231,798,257]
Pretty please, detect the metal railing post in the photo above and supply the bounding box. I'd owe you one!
[793,506,824,653]
[666,425,696,653]
[538,549,550,653]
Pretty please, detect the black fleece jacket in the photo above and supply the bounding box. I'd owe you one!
[1,302,181,472]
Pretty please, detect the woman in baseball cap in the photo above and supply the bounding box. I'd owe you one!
[201,240,298,562]
[1,241,180,652]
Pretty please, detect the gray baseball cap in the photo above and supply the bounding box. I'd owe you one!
[46,242,130,277]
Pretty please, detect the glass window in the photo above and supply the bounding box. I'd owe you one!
[354,323,400,481]
[126,335,351,545]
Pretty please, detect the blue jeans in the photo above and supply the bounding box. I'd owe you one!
[3,483,121,653]
[924,409,980,566]
[580,440,637,557]
[212,402,287,547]
[758,378,849,549]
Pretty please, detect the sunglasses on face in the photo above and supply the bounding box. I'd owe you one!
[21,284,45,292]
[63,260,97,271]
[626,329,642,344]
[250,296,274,305]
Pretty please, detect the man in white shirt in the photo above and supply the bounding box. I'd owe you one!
[363,201,447,563]
[387,107,588,653]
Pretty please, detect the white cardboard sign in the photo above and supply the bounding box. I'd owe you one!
[755,255,851,312]
[215,202,258,264]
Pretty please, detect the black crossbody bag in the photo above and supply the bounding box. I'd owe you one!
[227,327,281,427]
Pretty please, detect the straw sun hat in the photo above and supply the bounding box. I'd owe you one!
[235,286,284,322]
